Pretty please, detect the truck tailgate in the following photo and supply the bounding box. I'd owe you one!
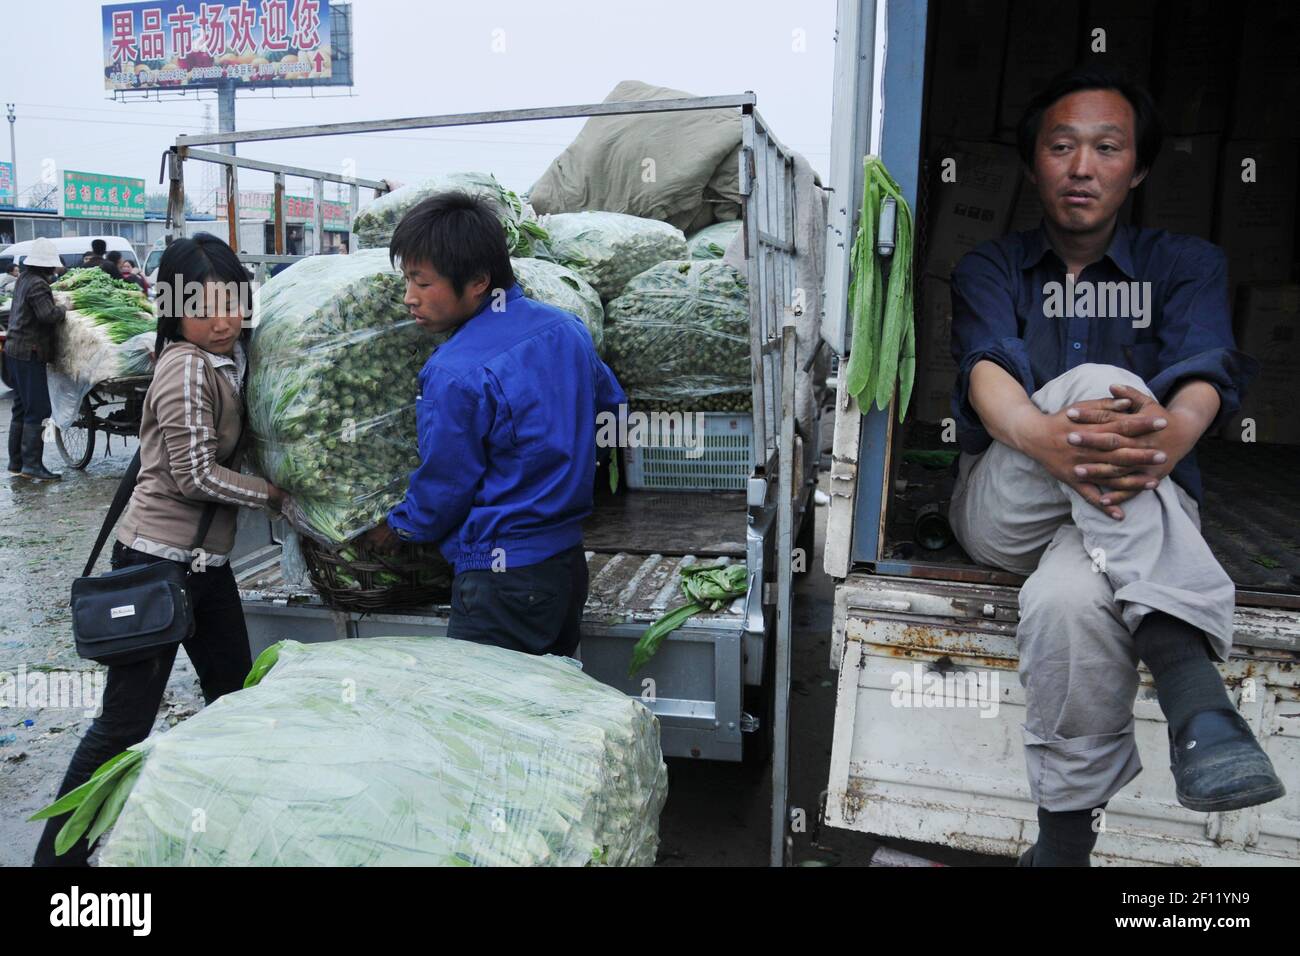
[825,573,1300,865]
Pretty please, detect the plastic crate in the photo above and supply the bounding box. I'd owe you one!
[623,412,753,491]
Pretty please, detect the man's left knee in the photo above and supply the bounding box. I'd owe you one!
[1033,363,1151,411]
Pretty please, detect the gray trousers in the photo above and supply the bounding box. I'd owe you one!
[949,364,1236,812]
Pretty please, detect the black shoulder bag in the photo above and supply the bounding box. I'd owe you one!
[70,449,221,666]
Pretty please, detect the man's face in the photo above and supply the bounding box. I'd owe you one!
[401,261,489,334]
[1029,89,1147,236]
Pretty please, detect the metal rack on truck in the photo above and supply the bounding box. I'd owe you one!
[161,94,820,864]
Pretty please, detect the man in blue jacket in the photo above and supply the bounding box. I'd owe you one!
[361,193,626,657]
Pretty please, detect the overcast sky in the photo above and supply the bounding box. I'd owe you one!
[1,0,835,213]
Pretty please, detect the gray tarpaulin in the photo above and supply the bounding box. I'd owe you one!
[528,80,743,233]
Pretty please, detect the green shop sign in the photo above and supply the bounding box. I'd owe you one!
[63,170,146,220]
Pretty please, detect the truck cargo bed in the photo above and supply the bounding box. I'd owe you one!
[884,434,1300,596]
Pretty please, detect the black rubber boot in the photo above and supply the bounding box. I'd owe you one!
[1170,709,1286,812]
[18,425,60,481]
[6,416,21,473]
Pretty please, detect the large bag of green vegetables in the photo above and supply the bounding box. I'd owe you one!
[542,211,688,302]
[686,220,742,260]
[511,257,605,355]
[247,249,445,544]
[49,268,156,382]
[604,260,752,413]
[44,636,669,866]
[351,172,551,258]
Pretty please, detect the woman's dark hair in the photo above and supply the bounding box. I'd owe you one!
[388,192,515,296]
[1016,66,1163,174]
[26,264,55,280]
[153,232,251,359]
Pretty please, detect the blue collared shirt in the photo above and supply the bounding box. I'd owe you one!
[949,223,1259,503]
[386,283,627,574]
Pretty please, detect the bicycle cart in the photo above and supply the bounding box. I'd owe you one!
[55,375,152,469]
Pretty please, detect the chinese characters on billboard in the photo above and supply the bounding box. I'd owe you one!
[102,1,333,91]
[63,171,147,220]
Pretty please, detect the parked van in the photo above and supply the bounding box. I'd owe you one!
[0,235,139,272]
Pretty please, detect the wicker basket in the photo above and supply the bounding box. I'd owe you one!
[300,536,453,612]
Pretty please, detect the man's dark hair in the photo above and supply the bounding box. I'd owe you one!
[388,192,514,296]
[105,250,122,264]
[1017,66,1163,175]
[90,238,107,256]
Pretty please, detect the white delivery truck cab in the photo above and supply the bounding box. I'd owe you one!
[819,0,1299,865]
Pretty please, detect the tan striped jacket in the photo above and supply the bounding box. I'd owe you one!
[116,340,272,560]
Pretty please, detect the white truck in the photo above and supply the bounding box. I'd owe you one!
[162,93,821,772]
[817,0,1299,866]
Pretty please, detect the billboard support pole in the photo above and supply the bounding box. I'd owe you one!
[5,104,15,202]
[218,82,236,158]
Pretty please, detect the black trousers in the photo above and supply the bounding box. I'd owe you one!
[447,544,588,657]
[7,354,50,469]
[33,542,252,867]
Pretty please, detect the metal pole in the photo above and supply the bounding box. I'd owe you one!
[217,82,236,157]
[312,177,324,255]
[770,318,798,867]
[6,104,16,202]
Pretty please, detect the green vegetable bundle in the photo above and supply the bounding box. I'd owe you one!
[42,637,668,866]
[48,269,157,384]
[512,256,605,355]
[543,211,688,302]
[844,156,916,421]
[248,250,446,544]
[686,220,742,260]
[604,260,752,414]
[629,562,748,675]
[352,172,551,258]
[51,267,155,343]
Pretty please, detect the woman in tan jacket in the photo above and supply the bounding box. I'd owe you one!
[35,234,286,866]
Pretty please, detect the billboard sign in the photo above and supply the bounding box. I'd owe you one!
[0,162,13,206]
[217,189,352,229]
[102,0,339,91]
[63,171,147,220]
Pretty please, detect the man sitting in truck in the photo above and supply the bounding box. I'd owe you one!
[947,67,1284,866]
[359,192,626,657]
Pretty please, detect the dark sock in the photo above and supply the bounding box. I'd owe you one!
[1034,804,1103,866]
[1134,612,1232,738]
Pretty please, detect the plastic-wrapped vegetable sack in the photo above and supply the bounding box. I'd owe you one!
[248,250,446,544]
[604,260,752,414]
[686,220,743,260]
[68,637,669,866]
[512,257,605,355]
[543,211,688,302]
[352,172,551,258]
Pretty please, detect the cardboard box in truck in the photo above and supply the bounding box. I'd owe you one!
[923,142,1021,279]
[1213,140,1298,298]
[1153,0,1234,134]
[997,0,1079,135]
[1223,282,1300,445]
[1137,134,1219,240]
[1077,0,1155,84]
[926,0,1008,143]
[911,277,958,423]
[1231,0,1300,140]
